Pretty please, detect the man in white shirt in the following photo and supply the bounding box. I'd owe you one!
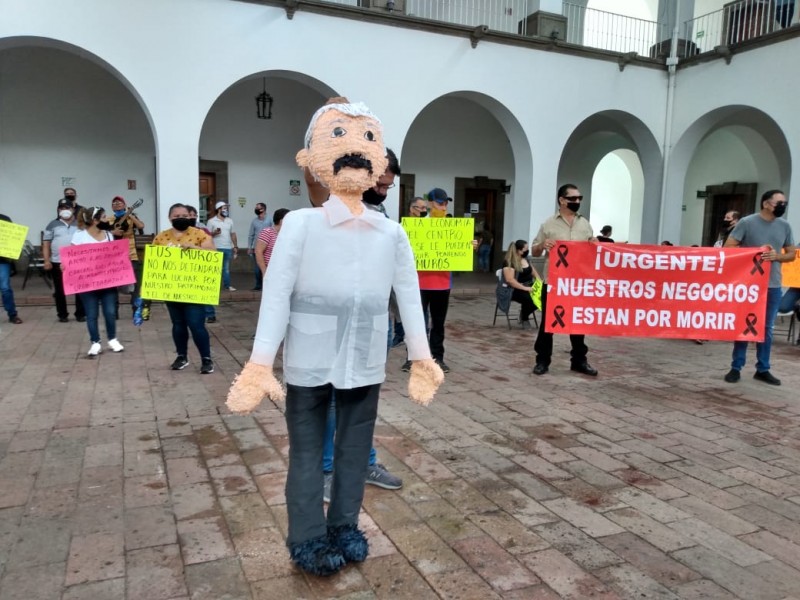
[207,201,238,291]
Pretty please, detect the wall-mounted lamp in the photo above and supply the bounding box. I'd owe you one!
[255,78,273,120]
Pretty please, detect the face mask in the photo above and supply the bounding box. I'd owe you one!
[418,210,428,218]
[566,201,581,213]
[255,208,264,215]
[362,188,387,206]
[773,203,787,218]
[59,210,73,220]
[521,250,529,259]
[113,209,127,218]
[172,217,193,231]
[431,205,447,218]
[96,221,112,231]
[65,196,76,203]
[723,220,733,229]
[220,210,228,217]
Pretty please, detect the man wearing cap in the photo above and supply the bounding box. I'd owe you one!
[531,183,598,377]
[43,200,86,322]
[401,187,454,374]
[248,202,272,290]
[207,201,238,291]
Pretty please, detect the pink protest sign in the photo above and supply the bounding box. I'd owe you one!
[61,239,135,294]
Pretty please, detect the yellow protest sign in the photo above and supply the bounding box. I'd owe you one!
[0,220,29,260]
[782,250,800,288]
[140,245,222,304]
[401,217,474,271]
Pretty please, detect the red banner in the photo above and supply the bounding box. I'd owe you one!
[546,242,769,342]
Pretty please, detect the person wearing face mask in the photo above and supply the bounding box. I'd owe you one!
[69,207,125,356]
[43,200,86,323]
[723,190,795,386]
[247,202,272,290]
[531,184,598,377]
[153,203,216,373]
[207,201,238,291]
[502,240,541,329]
[714,210,740,248]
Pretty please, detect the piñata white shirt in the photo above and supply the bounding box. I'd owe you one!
[250,194,430,389]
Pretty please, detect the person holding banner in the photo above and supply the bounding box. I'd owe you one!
[70,207,125,356]
[531,184,598,377]
[502,240,539,329]
[723,190,795,385]
[153,203,217,374]
[0,215,22,324]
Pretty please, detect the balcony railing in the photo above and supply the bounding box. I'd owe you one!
[680,0,796,56]
[315,0,796,58]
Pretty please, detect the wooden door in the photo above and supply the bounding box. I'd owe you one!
[199,172,216,223]
[465,188,497,271]
[702,182,757,246]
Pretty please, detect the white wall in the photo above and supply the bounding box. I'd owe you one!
[0,48,156,240]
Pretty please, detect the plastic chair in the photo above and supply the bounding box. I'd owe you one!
[22,240,51,290]
[775,310,796,342]
[493,268,538,329]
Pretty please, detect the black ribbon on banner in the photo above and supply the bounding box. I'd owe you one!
[551,305,566,329]
[555,244,569,268]
[750,255,765,276]
[742,313,758,336]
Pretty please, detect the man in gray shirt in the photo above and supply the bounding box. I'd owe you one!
[724,189,795,385]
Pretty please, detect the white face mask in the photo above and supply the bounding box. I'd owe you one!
[59,210,73,220]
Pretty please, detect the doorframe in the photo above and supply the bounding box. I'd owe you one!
[455,176,507,268]
[702,181,757,246]
[198,159,229,221]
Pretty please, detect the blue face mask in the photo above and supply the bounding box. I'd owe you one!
[113,209,127,218]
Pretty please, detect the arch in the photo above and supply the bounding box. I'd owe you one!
[557,110,662,243]
[400,90,533,263]
[664,105,792,244]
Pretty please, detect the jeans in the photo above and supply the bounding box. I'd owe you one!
[0,262,18,319]
[323,395,377,473]
[250,253,262,289]
[285,383,380,545]
[534,284,588,366]
[420,289,450,361]
[220,248,233,289]
[78,287,117,343]
[778,287,800,313]
[478,244,492,272]
[731,286,782,373]
[205,304,216,319]
[165,301,211,358]
[51,263,85,320]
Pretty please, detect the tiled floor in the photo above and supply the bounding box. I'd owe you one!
[2,276,800,599]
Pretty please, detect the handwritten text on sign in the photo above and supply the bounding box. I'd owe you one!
[401,217,473,271]
[546,242,769,342]
[140,245,222,305]
[0,220,29,260]
[61,239,135,294]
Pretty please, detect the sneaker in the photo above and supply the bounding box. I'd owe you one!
[724,369,740,383]
[58,317,69,323]
[366,463,402,489]
[171,355,189,370]
[206,316,217,324]
[400,360,412,372]
[76,316,86,322]
[519,319,532,330]
[87,342,102,357]
[107,338,124,353]
[435,358,450,373]
[10,316,22,324]
[227,286,237,292]
[753,370,781,386]
[201,358,215,374]
[323,472,333,503]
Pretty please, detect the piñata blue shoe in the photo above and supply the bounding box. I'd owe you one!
[328,524,369,563]
[288,535,345,577]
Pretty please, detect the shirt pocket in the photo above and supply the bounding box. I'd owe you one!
[285,313,338,369]
[367,313,389,368]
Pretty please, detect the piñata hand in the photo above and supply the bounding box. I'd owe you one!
[226,361,285,414]
[407,359,445,406]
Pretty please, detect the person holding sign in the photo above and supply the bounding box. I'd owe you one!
[723,190,795,385]
[531,184,598,377]
[502,240,540,329]
[153,203,217,374]
[0,215,22,324]
[70,207,125,356]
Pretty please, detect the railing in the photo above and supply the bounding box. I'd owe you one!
[314,0,796,58]
[680,0,796,56]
